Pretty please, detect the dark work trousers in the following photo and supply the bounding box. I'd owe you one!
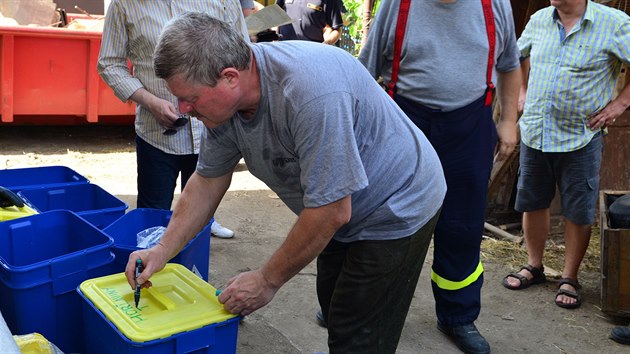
[395,94,497,327]
[317,210,440,354]
[136,136,198,210]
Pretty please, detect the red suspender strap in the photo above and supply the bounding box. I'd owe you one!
[387,0,411,98]
[481,0,496,106]
[389,0,494,104]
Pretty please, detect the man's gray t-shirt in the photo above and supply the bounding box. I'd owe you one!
[197,41,446,242]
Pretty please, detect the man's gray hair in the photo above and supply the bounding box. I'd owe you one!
[154,12,250,86]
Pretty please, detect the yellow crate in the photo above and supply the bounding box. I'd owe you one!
[0,205,37,222]
[13,332,59,354]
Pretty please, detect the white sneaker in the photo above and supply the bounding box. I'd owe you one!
[211,221,234,238]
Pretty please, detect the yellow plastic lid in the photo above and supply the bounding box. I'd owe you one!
[79,263,237,342]
[0,205,37,222]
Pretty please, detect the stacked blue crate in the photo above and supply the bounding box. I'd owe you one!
[18,183,128,229]
[0,210,114,353]
[103,208,212,281]
[0,166,88,192]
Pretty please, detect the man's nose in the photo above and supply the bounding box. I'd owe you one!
[178,100,193,114]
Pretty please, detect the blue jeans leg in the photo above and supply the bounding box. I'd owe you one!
[135,136,198,209]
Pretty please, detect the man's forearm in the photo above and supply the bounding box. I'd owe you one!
[495,67,522,158]
[520,58,530,93]
[498,67,522,124]
[323,28,341,45]
[260,196,351,289]
[129,87,159,108]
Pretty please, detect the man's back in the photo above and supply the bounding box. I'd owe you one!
[197,41,446,242]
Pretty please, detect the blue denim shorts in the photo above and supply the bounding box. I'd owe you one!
[514,134,604,225]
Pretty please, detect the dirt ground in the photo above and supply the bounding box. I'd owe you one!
[1,125,629,354]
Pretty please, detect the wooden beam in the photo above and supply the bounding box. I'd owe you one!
[484,222,523,243]
[488,147,519,198]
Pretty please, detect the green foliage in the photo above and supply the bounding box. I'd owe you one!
[342,0,363,41]
[341,0,380,55]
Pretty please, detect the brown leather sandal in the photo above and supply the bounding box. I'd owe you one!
[502,264,546,290]
[555,278,582,309]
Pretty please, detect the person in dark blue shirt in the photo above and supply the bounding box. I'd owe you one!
[276,0,343,44]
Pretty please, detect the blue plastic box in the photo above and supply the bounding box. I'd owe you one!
[0,210,114,353]
[18,183,128,229]
[78,264,239,354]
[103,208,212,280]
[0,165,89,192]
[79,294,239,354]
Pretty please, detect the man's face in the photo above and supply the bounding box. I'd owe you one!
[167,74,238,129]
[550,0,585,10]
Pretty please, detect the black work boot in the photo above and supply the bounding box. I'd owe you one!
[438,322,491,354]
[611,325,630,345]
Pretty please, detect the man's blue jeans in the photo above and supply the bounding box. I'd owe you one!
[135,136,198,209]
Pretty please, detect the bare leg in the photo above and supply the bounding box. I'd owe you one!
[505,208,550,287]
[555,218,591,306]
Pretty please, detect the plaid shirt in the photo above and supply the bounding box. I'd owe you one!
[518,0,630,152]
[98,0,248,155]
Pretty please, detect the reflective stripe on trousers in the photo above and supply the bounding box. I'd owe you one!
[432,261,484,291]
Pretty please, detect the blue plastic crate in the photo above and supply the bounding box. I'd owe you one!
[18,183,128,229]
[0,165,89,192]
[103,208,212,280]
[0,210,114,353]
[78,285,239,354]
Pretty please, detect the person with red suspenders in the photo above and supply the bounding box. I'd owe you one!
[360,1,521,353]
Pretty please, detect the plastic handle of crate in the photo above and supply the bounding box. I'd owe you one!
[177,325,216,352]
[146,287,176,310]
[52,269,88,295]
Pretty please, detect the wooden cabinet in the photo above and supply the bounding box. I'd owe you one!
[600,191,630,317]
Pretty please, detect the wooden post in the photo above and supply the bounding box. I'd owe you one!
[360,0,374,51]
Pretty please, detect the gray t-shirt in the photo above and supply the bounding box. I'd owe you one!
[359,0,520,111]
[197,41,446,242]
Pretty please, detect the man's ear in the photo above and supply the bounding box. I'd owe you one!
[221,67,240,88]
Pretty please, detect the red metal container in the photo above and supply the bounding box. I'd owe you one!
[0,23,134,124]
